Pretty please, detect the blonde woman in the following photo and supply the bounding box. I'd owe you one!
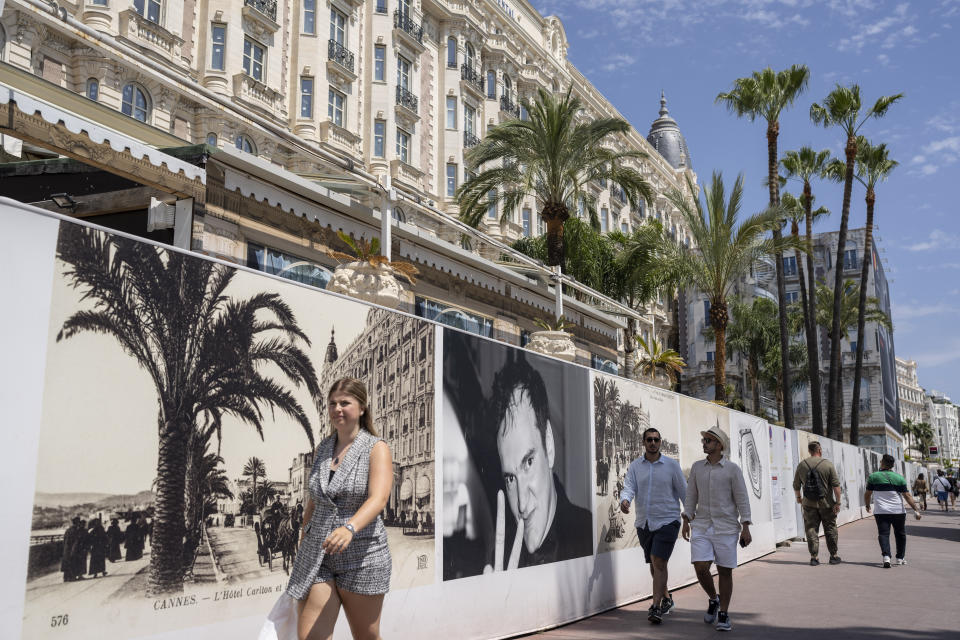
[286,378,393,640]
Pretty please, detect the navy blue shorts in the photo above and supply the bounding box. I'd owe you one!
[637,520,681,563]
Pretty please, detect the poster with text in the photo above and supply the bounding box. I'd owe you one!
[23,223,435,640]
[592,374,680,553]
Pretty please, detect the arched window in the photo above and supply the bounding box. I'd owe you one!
[206,132,218,147]
[85,78,99,101]
[465,42,475,70]
[446,37,456,68]
[235,134,256,154]
[121,84,150,122]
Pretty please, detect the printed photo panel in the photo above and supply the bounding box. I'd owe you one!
[441,329,592,580]
[729,412,774,544]
[592,373,680,553]
[676,396,731,476]
[25,223,435,640]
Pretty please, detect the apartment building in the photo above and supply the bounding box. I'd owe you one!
[925,391,960,465]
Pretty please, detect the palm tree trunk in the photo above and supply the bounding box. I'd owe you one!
[767,123,794,429]
[849,190,875,445]
[624,317,637,379]
[802,183,824,435]
[544,212,566,268]
[827,135,858,442]
[749,360,761,415]
[711,300,728,403]
[149,414,189,594]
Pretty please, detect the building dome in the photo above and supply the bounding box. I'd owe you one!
[646,92,691,170]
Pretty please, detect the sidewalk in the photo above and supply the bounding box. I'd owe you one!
[522,509,960,639]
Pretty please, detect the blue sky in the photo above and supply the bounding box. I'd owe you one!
[537,0,960,401]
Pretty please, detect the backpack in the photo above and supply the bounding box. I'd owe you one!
[802,459,827,500]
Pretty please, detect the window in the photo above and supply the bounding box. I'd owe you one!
[121,84,149,122]
[235,135,256,153]
[374,45,386,82]
[446,163,457,197]
[330,9,346,46]
[591,354,618,374]
[397,55,411,91]
[844,249,858,270]
[785,290,799,304]
[522,208,531,237]
[211,24,226,70]
[487,189,497,219]
[486,70,496,99]
[373,120,385,157]
[415,297,493,337]
[577,198,585,219]
[601,207,608,232]
[446,37,457,68]
[503,75,512,102]
[396,128,410,163]
[463,104,475,137]
[850,341,857,353]
[398,0,410,17]
[520,104,529,120]
[133,0,161,24]
[537,214,544,235]
[328,88,345,126]
[446,96,457,129]
[465,42,475,70]
[704,299,711,317]
[206,132,218,146]
[620,222,629,233]
[376,0,388,13]
[85,78,99,101]
[243,38,265,82]
[783,255,798,276]
[304,0,316,34]
[295,77,313,118]
[706,351,715,362]
[247,243,332,289]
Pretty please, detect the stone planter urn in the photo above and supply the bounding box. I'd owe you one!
[639,370,673,390]
[525,330,576,362]
[326,261,405,309]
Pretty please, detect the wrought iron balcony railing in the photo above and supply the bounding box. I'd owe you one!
[460,65,484,92]
[499,95,520,118]
[393,11,423,43]
[396,86,418,113]
[328,39,355,73]
[464,131,481,148]
[244,0,277,21]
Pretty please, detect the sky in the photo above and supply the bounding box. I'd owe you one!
[536,0,960,401]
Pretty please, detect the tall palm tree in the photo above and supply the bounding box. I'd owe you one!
[243,457,267,513]
[758,331,809,423]
[716,64,810,429]
[634,335,686,389]
[915,422,934,460]
[781,147,832,434]
[900,418,915,458]
[725,297,779,415]
[667,172,796,402]
[55,224,321,594]
[810,84,903,440]
[825,139,898,444]
[593,377,620,464]
[457,88,653,269]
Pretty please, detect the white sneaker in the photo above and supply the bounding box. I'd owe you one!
[882,555,891,568]
[897,558,907,565]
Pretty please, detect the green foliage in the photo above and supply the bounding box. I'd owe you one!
[807,280,893,338]
[716,65,811,126]
[634,335,686,387]
[533,315,573,332]
[326,230,420,284]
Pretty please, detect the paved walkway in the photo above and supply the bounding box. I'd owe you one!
[522,509,960,639]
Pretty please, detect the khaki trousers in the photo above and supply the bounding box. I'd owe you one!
[802,505,838,558]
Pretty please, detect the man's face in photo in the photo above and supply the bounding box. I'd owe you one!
[497,388,556,554]
[644,430,661,456]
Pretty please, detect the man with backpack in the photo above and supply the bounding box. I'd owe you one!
[864,454,921,568]
[792,441,842,566]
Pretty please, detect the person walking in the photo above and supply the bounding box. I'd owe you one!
[932,470,951,512]
[864,454,922,568]
[912,474,928,512]
[619,427,687,625]
[793,441,842,566]
[681,424,751,632]
[286,378,393,640]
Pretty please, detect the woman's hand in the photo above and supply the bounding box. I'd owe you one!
[321,526,354,554]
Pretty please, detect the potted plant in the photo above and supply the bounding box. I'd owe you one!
[634,336,685,389]
[325,231,419,309]
[526,315,576,362]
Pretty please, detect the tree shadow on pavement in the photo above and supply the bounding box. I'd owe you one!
[904,526,960,542]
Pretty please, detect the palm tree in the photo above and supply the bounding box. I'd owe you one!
[825,138,898,444]
[457,88,653,269]
[593,376,620,462]
[758,331,809,423]
[900,418,915,458]
[781,147,832,434]
[725,297,779,415]
[55,224,322,594]
[634,335,686,389]
[243,457,267,514]
[716,64,810,429]
[667,172,796,403]
[915,422,934,460]
[810,84,903,440]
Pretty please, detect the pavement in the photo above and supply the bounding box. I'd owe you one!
[521,508,960,639]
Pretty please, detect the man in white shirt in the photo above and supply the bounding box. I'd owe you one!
[620,427,687,625]
[932,470,951,512]
[681,423,751,632]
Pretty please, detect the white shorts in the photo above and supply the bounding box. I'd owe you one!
[690,526,739,569]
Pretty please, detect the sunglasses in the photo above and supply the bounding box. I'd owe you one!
[645,437,661,443]
[701,437,718,444]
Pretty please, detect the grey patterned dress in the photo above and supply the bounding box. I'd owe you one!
[286,429,391,599]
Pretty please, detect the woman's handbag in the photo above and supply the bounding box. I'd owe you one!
[258,593,299,640]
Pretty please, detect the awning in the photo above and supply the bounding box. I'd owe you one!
[399,478,413,501]
[0,84,205,201]
[416,475,431,497]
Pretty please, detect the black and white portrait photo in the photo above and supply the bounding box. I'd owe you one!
[441,329,592,580]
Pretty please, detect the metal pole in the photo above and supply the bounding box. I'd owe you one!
[554,265,563,321]
[381,174,393,260]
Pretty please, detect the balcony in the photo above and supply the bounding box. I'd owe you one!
[118,9,184,63]
[318,121,360,156]
[327,40,356,82]
[396,86,419,116]
[232,73,285,119]
[499,95,521,119]
[460,65,485,95]
[393,11,425,49]
[242,0,279,31]
[464,131,481,148]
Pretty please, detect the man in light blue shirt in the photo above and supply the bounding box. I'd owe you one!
[619,427,687,625]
